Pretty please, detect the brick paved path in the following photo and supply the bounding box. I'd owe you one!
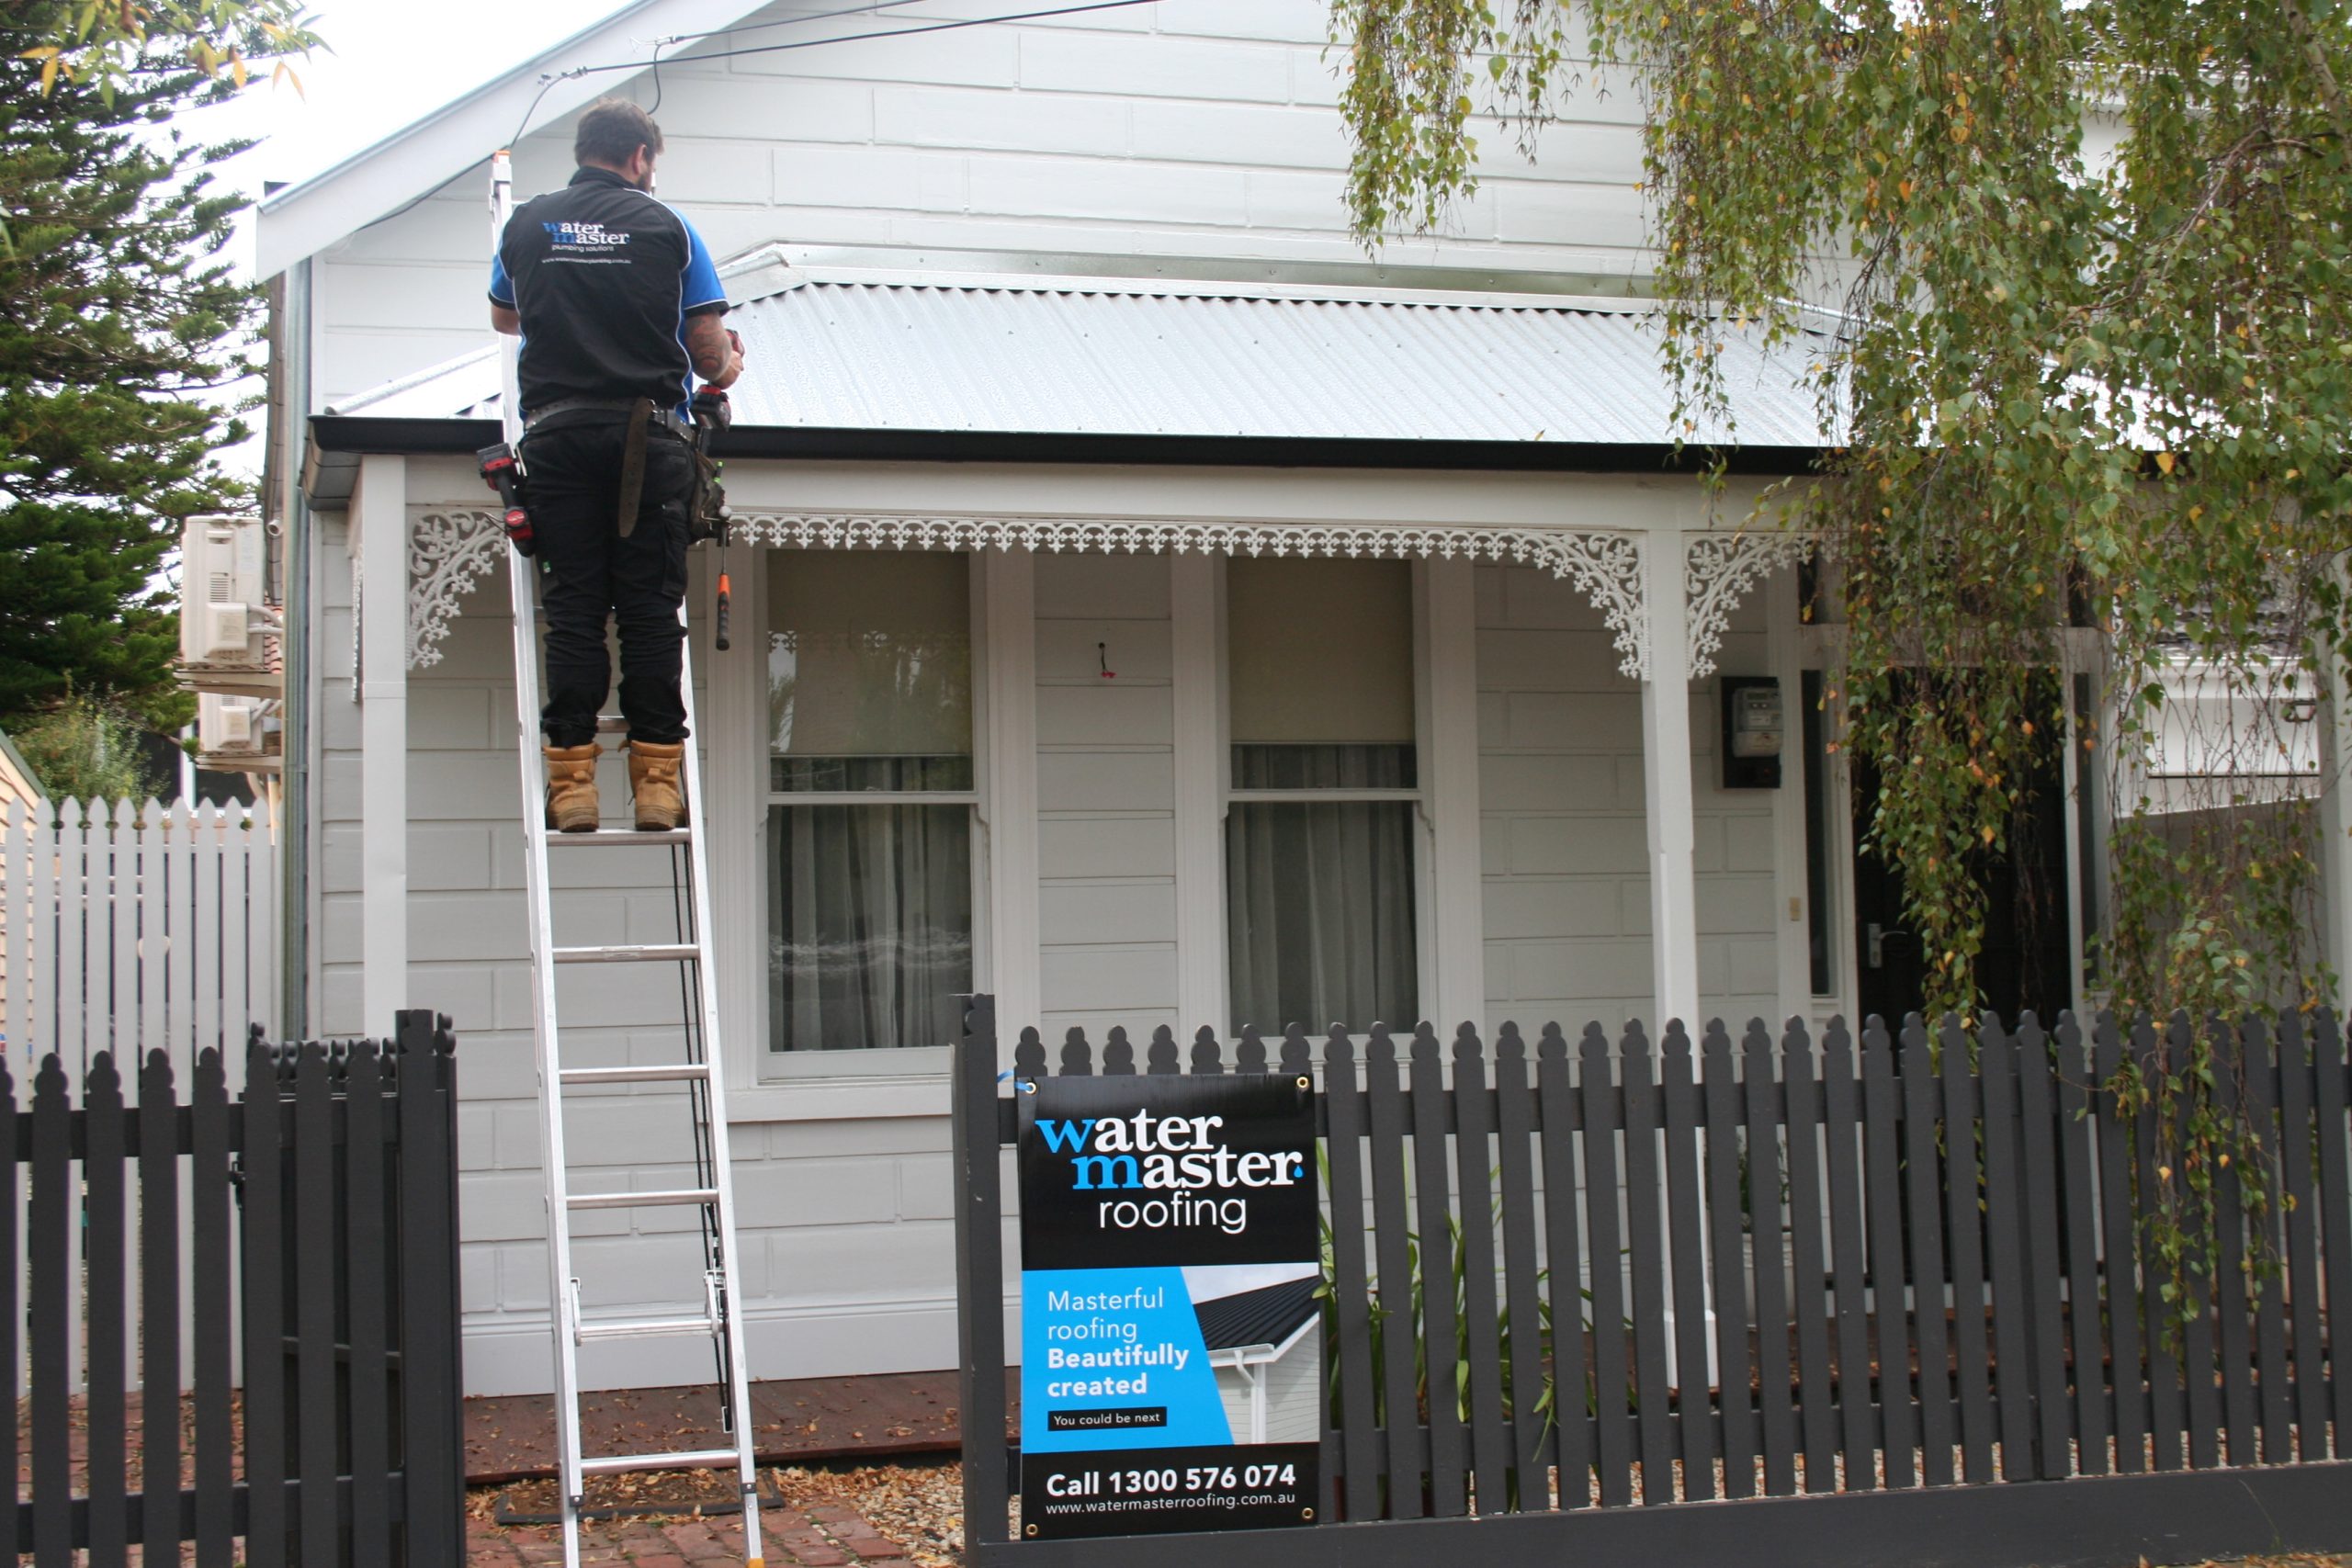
[468,1500,913,1566]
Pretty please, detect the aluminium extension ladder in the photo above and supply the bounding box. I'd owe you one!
[492,151,763,1568]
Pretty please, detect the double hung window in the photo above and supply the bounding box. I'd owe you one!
[1225,558,1420,1034]
[764,551,976,1054]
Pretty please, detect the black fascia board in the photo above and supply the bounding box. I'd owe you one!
[307,413,1826,476]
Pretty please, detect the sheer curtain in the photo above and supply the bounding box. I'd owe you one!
[1226,744,1418,1035]
[768,804,971,1052]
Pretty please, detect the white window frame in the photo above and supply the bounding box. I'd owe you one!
[708,546,1001,1122]
[1214,554,1442,1038]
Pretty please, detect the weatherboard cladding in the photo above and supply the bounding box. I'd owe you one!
[330,276,1831,448]
[1193,1276,1320,1354]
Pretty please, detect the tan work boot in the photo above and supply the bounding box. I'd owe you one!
[543,742,602,832]
[626,739,687,832]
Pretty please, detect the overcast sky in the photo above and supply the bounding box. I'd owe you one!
[186,0,641,276]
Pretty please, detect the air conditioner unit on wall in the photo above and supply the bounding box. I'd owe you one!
[177,513,283,696]
[196,694,281,773]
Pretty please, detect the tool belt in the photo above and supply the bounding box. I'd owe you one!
[523,397,691,539]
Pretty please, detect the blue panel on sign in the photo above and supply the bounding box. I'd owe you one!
[1022,1267,1229,1452]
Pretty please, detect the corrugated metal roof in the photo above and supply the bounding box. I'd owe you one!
[334,274,1833,448]
[1193,1276,1321,1354]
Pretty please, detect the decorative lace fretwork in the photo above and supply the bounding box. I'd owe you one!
[407,511,507,670]
[1684,529,1814,680]
[401,508,1653,677]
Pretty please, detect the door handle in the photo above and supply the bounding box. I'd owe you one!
[1867,922,1907,968]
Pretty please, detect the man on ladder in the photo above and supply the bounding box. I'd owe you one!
[484,99,765,1568]
[490,96,743,832]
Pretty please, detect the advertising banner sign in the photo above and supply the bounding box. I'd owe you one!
[1017,1072,1321,1540]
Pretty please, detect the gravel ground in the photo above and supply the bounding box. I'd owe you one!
[775,1461,969,1567]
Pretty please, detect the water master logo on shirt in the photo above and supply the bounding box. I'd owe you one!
[1035,1107,1307,1237]
[541,220,634,251]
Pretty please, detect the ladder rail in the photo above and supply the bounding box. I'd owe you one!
[492,151,593,1568]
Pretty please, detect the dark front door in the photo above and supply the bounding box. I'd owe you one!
[1851,692,2075,1025]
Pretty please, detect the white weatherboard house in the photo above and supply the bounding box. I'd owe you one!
[253,0,2352,1398]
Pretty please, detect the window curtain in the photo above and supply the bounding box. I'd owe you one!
[768,804,972,1052]
[1226,745,1418,1034]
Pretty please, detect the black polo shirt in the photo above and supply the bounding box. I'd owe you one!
[489,166,728,421]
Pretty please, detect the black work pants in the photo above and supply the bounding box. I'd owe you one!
[520,417,695,748]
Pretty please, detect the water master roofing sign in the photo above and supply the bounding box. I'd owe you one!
[1018,1073,1320,1540]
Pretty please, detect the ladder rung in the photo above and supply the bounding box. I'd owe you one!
[559,1063,711,1087]
[548,828,693,847]
[576,1314,720,1344]
[552,943,699,964]
[578,1447,743,1477]
[595,715,628,733]
[567,1187,718,1212]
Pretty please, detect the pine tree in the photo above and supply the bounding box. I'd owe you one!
[0,2,315,730]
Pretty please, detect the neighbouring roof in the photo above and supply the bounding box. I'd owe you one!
[312,265,1835,485]
[0,726,44,807]
[1194,1276,1321,1355]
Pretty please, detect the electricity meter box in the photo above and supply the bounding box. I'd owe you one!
[1720,676,1782,789]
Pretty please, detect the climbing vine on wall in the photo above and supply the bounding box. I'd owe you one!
[1329,0,2352,1330]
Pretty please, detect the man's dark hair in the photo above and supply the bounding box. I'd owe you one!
[574,98,665,168]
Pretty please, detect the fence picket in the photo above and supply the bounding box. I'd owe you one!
[2096,1017,2149,1472]
[1658,1022,1717,1502]
[1780,1021,1837,1492]
[1408,1024,1467,1515]
[140,1051,184,1559]
[2169,1018,2222,1470]
[244,815,276,1042]
[1580,1023,1634,1506]
[56,800,86,1073]
[1702,1020,1756,1498]
[1448,1027,1511,1513]
[136,806,167,1076]
[86,1052,130,1567]
[1321,1032,1381,1522]
[2134,1017,2187,1470]
[2273,1014,2326,1461]
[1939,1017,1997,1483]
[2241,1019,2291,1465]
[2314,1012,2352,1456]
[1820,1020,1875,1490]
[1619,1024,1676,1504]
[2053,1015,2109,1475]
[2209,1019,2256,1469]
[29,1054,72,1563]
[1895,1020,1949,1487]
[296,1044,341,1560]
[191,1046,235,1566]
[2013,1015,2074,1480]
[1975,1017,2037,1481]
[1362,1025,1424,1518]
[1862,1021,1920,1488]
[347,1043,393,1565]
[27,802,56,1068]
[1492,1024,1549,1506]
[109,801,139,1061]
[242,1037,288,1568]
[395,1012,465,1568]
[194,806,225,1061]
[1742,1021,1797,1496]
[1535,1024,1592,1509]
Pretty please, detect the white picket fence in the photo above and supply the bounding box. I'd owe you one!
[1,796,278,1086]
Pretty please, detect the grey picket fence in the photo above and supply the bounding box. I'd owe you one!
[9,1010,464,1568]
[954,998,2352,1568]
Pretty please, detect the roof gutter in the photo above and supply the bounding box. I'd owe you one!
[302,414,1827,503]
